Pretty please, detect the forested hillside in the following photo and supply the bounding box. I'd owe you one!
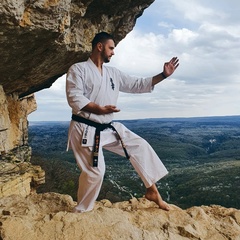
[29,116,240,209]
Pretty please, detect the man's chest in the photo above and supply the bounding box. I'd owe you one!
[83,67,119,96]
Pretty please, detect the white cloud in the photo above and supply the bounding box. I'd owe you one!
[109,31,167,77]
[158,21,175,29]
[168,28,198,45]
[170,0,223,23]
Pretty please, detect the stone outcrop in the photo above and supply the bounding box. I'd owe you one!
[0,0,153,97]
[0,193,240,240]
[0,85,36,156]
[0,161,45,198]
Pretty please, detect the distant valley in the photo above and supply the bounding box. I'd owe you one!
[29,116,240,209]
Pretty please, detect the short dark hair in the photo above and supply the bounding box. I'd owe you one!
[91,32,115,49]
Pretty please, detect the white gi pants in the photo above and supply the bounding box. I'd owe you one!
[69,121,168,212]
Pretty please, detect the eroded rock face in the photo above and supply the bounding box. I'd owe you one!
[0,85,36,155]
[0,161,45,198]
[0,193,240,240]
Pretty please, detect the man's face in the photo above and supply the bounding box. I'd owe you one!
[101,39,115,63]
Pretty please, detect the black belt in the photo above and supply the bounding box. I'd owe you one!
[71,114,130,167]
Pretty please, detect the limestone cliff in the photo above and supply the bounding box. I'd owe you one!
[0,161,45,198]
[0,0,153,97]
[0,86,36,157]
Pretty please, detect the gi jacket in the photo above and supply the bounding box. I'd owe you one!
[66,58,153,148]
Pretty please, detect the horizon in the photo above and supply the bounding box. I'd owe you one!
[28,114,240,123]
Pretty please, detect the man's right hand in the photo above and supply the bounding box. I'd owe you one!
[101,105,120,114]
[82,102,120,115]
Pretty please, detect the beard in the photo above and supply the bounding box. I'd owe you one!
[101,47,110,63]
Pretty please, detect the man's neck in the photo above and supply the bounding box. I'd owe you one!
[90,55,103,74]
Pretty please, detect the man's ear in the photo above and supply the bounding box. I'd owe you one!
[97,42,103,52]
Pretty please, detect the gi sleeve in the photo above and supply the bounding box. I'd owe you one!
[117,68,154,93]
[66,63,91,114]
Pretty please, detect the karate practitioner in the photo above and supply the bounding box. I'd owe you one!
[66,32,179,213]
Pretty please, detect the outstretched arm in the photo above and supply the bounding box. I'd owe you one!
[152,57,179,86]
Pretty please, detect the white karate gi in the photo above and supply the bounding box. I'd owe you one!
[66,58,168,212]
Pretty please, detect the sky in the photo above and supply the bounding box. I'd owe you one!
[28,0,240,121]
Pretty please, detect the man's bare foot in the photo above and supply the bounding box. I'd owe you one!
[145,184,170,211]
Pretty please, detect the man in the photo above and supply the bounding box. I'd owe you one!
[66,32,179,213]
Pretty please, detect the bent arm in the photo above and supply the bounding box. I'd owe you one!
[66,65,91,114]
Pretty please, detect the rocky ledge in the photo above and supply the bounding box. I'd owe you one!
[0,161,45,198]
[0,192,240,240]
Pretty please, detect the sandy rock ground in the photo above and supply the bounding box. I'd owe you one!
[0,193,240,240]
